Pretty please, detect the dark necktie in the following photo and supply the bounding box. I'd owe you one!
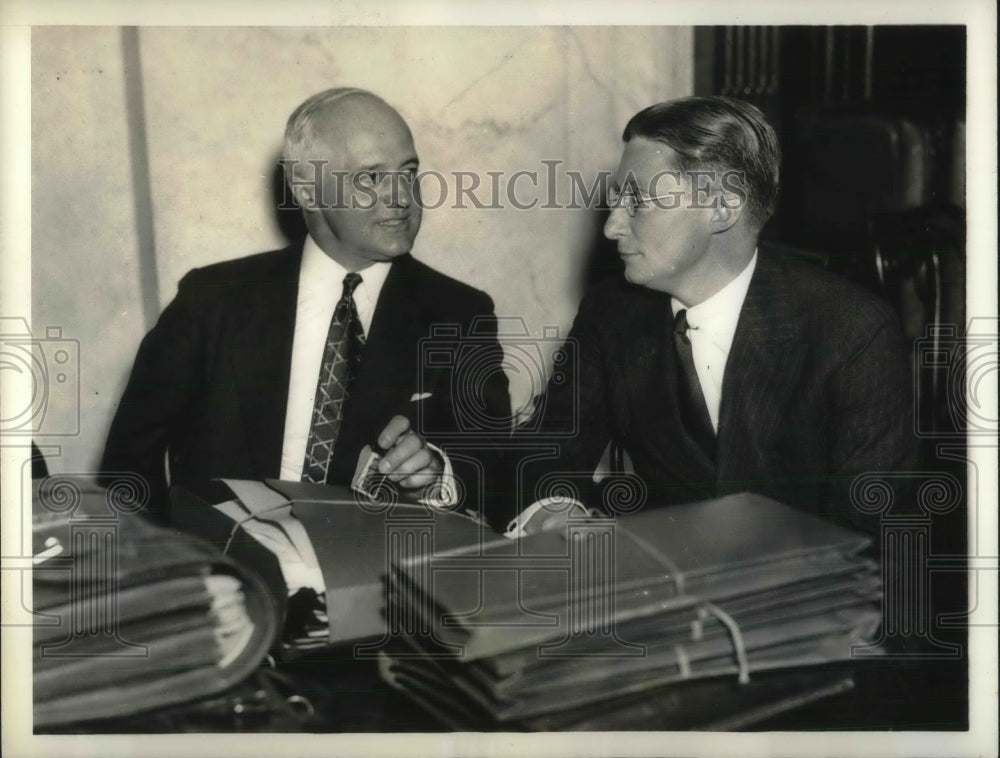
[672,309,716,461]
[302,272,365,484]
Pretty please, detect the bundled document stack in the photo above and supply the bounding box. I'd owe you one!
[380,493,883,730]
[172,479,332,655]
[170,478,487,654]
[32,479,279,728]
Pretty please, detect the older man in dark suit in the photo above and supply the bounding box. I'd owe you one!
[101,88,510,522]
[506,96,915,536]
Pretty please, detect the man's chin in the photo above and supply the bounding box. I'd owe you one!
[621,260,649,285]
[366,235,416,257]
[623,264,672,293]
[374,231,418,256]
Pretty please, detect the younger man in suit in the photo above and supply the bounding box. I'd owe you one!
[505,96,915,536]
[101,88,510,522]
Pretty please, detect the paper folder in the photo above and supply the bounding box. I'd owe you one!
[381,492,882,729]
[31,479,279,728]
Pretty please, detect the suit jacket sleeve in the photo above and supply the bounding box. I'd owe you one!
[491,289,616,529]
[431,293,513,523]
[99,272,206,522]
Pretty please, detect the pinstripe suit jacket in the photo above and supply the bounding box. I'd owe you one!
[509,254,916,534]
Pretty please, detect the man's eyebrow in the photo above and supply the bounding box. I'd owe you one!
[355,158,419,173]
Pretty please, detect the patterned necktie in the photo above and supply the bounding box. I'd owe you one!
[672,309,716,461]
[302,272,365,483]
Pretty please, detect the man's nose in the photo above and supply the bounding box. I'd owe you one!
[383,174,413,208]
[604,207,628,239]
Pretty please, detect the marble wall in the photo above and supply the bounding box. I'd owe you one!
[31,27,146,474]
[31,26,693,472]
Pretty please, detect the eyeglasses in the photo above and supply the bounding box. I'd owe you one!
[607,187,679,218]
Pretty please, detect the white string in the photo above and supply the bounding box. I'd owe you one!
[674,644,691,679]
[700,601,751,684]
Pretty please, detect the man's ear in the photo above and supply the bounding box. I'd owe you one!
[708,190,743,234]
[289,177,318,212]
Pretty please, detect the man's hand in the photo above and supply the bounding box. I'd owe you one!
[376,415,443,489]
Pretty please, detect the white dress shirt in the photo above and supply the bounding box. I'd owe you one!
[277,237,454,505]
[278,236,392,480]
[670,252,758,432]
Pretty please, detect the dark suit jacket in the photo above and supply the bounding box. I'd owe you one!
[507,253,916,535]
[101,242,511,522]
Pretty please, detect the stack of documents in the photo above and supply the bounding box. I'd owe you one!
[32,480,279,728]
[170,479,487,653]
[172,479,331,655]
[380,493,882,730]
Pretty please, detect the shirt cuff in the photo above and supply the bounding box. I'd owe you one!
[504,496,590,539]
[417,442,458,508]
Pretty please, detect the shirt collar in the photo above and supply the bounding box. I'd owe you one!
[671,250,758,329]
[300,234,392,299]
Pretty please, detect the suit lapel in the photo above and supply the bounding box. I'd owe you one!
[617,287,667,422]
[716,256,805,480]
[618,288,716,477]
[229,243,302,478]
[337,255,427,455]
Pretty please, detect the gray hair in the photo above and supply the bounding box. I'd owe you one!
[282,87,377,174]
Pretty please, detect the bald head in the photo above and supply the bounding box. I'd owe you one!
[283,88,413,173]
